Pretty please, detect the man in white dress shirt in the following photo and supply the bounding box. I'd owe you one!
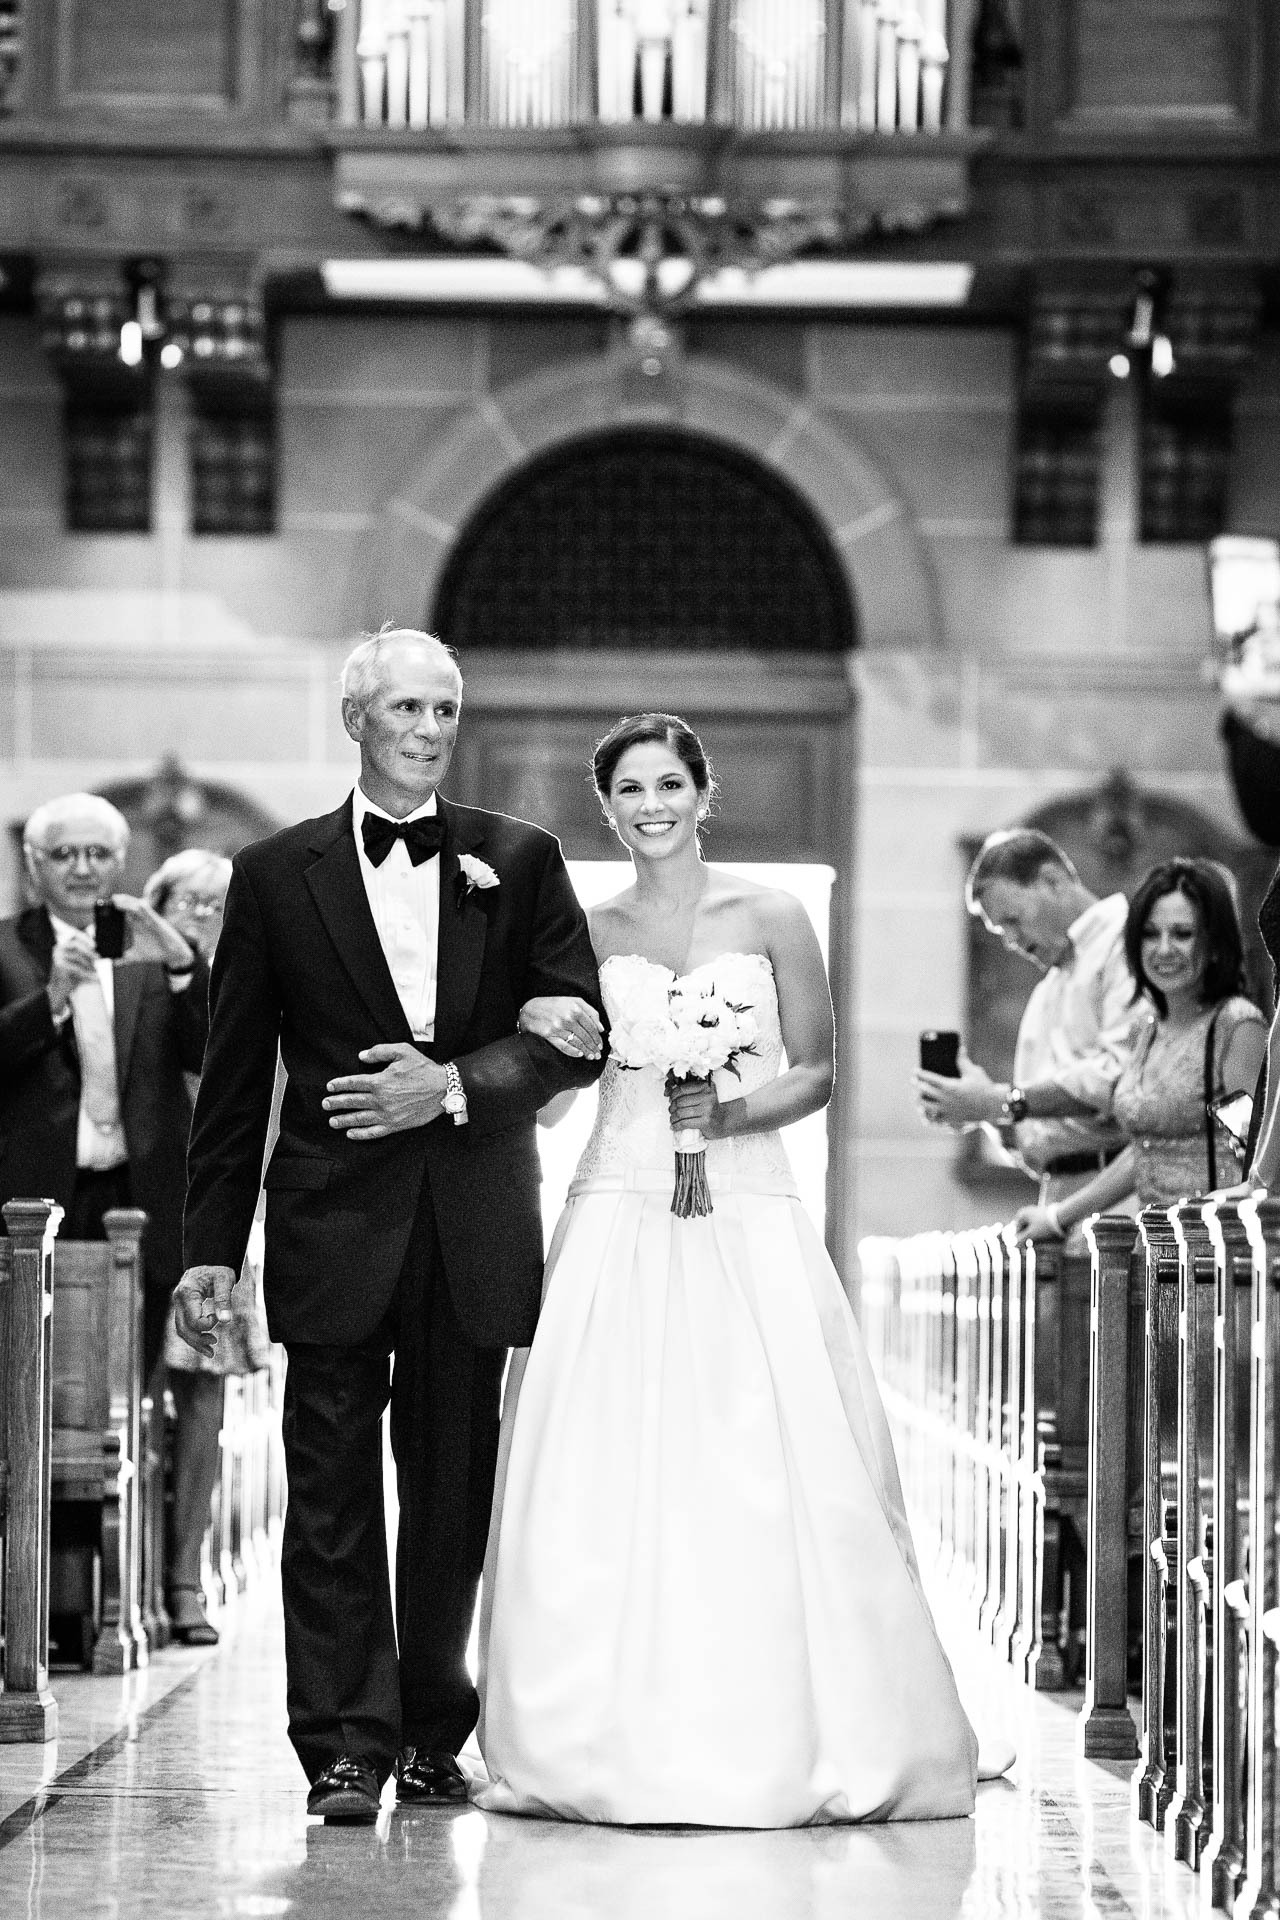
[176,629,605,1823]
[0,792,209,1377]
[915,828,1138,1242]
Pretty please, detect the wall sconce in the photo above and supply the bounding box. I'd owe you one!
[119,259,185,372]
[1111,268,1174,381]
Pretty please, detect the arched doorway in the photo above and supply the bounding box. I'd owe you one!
[430,424,858,1253]
[432,427,856,655]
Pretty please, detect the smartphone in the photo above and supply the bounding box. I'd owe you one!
[919,1029,961,1078]
[93,900,128,960]
[1209,1090,1254,1149]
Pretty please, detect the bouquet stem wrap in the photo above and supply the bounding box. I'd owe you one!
[669,1075,713,1218]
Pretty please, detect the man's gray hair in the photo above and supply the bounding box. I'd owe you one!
[339,625,462,713]
[23,791,129,852]
[964,828,1078,916]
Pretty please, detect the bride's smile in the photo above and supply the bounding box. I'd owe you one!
[607,741,706,861]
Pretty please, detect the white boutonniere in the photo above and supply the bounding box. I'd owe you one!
[457,853,500,899]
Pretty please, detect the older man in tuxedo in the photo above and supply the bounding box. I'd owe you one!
[176,628,606,1822]
[0,792,209,1377]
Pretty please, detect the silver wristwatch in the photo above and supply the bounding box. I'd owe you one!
[443,1061,469,1126]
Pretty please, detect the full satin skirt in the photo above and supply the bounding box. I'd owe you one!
[475,1177,979,1828]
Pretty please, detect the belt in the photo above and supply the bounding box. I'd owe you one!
[1041,1146,1126,1177]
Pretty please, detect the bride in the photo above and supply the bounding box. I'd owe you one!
[474,713,982,1828]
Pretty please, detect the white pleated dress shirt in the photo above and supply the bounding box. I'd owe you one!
[351,784,441,1043]
[49,910,128,1171]
[1011,892,1140,1172]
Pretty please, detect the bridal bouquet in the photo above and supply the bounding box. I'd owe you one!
[609,964,760,1217]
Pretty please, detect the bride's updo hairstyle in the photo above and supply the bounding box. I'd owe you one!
[592,712,718,813]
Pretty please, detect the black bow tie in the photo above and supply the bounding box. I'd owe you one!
[360,812,444,869]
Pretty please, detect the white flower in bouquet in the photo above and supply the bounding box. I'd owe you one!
[612,1014,675,1067]
[612,976,760,1215]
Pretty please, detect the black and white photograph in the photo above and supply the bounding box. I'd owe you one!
[0,4,1277,1916]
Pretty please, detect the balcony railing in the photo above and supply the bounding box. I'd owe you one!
[334,0,973,134]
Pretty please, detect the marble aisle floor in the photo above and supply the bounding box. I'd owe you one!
[0,1575,1206,1920]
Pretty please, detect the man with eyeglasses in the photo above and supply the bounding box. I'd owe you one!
[0,791,210,1381]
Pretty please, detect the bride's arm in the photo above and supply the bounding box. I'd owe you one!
[517,995,605,1058]
[668,895,835,1143]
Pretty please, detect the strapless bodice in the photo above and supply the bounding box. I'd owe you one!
[572,951,796,1193]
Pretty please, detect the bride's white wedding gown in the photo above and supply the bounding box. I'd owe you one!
[475,951,980,1827]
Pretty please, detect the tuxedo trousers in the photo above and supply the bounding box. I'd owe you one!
[280,1184,506,1784]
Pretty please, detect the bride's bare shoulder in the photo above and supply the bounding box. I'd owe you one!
[703,867,811,937]
[588,889,641,961]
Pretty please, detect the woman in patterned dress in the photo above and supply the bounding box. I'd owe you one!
[1013,858,1266,1244]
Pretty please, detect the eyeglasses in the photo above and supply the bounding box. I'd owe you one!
[37,844,122,866]
[169,894,224,917]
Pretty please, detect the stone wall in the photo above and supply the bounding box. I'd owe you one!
[0,307,1269,1250]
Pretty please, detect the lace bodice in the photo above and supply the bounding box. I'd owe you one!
[572,951,796,1192]
[1112,995,1265,1205]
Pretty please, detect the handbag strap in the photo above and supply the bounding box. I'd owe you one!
[1204,1003,1225,1191]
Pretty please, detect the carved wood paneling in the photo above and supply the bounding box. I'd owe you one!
[23,0,285,119]
[1050,0,1257,130]
[58,0,240,107]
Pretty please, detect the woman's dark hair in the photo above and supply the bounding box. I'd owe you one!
[1125,857,1248,1019]
[591,713,717,807]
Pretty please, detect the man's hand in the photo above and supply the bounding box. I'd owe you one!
[1010,1204,1066,1246]
[173,1265,235,1358]
[324,1043,448,1140]
[47,927,99,1017]
[111,894,197,972]
[913,1047,1005,1129]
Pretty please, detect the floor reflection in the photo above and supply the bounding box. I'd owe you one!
[273,1801,976,1920]
[0,1575,1203,1920]
[474,1814,975,1920]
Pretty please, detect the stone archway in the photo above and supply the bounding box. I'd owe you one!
[432,424,856,654]
[354,349,942,653]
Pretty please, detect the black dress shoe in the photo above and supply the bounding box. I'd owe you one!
[167,1589,219,1647]
[395,1748,469,1805]
[307,1755,382,1823]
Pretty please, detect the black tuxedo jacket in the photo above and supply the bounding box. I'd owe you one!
[0,905,210,1325]
[183,794,605,1350]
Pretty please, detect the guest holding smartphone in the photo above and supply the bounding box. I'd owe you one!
[1010,858,1265,1245]
[0,794,208,1371]
[915,829,1136,1237]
